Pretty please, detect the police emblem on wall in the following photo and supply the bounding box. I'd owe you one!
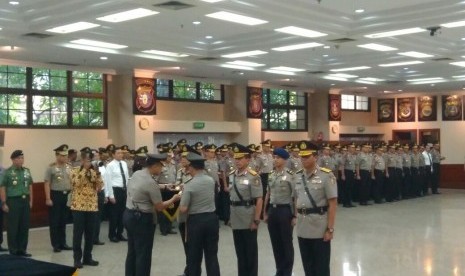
[133,78,156,115]
[377,98,395,123]
[328,94,341,121]
[418,96,437,121]
[397,97,415,122]
[247,86,263,118]
[442,95,462,121]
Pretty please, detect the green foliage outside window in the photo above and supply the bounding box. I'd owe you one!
[262,88,307,131]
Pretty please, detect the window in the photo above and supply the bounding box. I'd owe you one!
[0,65,107,128]
[262,88,307,131]
[341,94,370,111]
[156,79,224,103]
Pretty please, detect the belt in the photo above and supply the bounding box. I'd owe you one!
[189,211,216,217]
[113,186,126,190]
[230,200,255,207]
[297,206,328,215]
[52,190,70,194]
[8,195,29,199]
[270,204,291,208]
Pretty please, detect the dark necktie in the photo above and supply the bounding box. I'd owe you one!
[119,161,127,189]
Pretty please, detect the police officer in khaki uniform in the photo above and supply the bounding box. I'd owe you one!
[180,152,220,276]
[0,150,33,257]
[257,139,273,200]
[158,144,178,235]
[340,144,357,208]
[356,144,373,206]
[123,153,181,276]
[287,144,303,173]
[228,144,263,276]
[264,148,296,276]
[371,146,386,204]
[294,141,337,276]
[44,144,73,252]
[431,143,444,194]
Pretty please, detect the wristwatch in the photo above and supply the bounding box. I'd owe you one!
[327,227,334,233]
[253,219,260,225]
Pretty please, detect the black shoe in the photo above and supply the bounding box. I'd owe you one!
[53,247,62,253]
[0,246,7,252]
[74,261,83,269]
[161,232,168,236]
[433,192,441,194]
[167,230,177,235]
[109,237,119,243]
[343,204,350,208]
[93,241,105,245]
[117,236,128,241]
[83,259,99,266]
[348,204,356,208]
[61,245,72,250]
[18,251,32,257]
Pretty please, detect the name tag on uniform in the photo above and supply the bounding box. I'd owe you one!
[311,179,322,184]
[243,179,249,185]
[282,175,287,181]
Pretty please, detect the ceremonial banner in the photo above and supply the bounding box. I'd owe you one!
[247,87,263,118]
[133,78,156,115]
[418,96,437,121]
[377,99,395,123]
[328,94,341,121]
[442,95,462,121]
[397,97,415,122]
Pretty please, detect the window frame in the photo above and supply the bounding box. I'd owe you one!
[0,66,107,129]
[156,79,225,104]
[341,94,371,112]
[261,88,308,132]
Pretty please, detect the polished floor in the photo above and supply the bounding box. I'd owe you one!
[1,189,464,276]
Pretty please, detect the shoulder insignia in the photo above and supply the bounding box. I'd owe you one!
[247,168,258,176]
[184,178,192,184]
[286,169,295,175]
[228,169,237,175]
[296,169,304,174]
[320,167,332,173]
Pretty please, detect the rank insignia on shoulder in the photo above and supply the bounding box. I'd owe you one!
[254,179,260,186]
[229,169,237,175]
[286,169,294,175]
[295,169,304,174]
[247,168,258,176]
[320,167,332,173]
[184,178,192,184]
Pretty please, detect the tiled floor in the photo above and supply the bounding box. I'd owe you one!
[2,189,465,276]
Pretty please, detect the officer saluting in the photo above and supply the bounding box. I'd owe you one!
[179,152,220,276]
[123,153,181,276]
[294,141,337,276]
[228,144,263,276]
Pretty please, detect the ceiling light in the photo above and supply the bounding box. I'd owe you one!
[328,73,358,78]
[407,77,443,82]
[63,44,118,54]
[398,51,434,58]
[205,35,213,39]
[330,83,335,86]
[265,69,296,76]
[100,56,108,60]
[330,66,371,72]
[193,21,201,25]
[379,61,424,67]
[269,66,305,72]
[453,75,465,78]
[227,60,265,67]
[201,0,224,2]
[441,20,465,28]
[97,8,159,23]
[212,40,223,44]
[355,80,376,85]
[142,50,189,57]
[450,61,465,67]
[323,76,348,81]
[409,80,445,85]
[358,43,397,51]
[365,27,426,38]
[70,39,127,49]
[9,1,19,5]
[272,42,323,51]
[355,9,365,13]
[46,22,100,34]
[205,11,268,26]
[324,46,330,49]
[275,26,327,38]
[398,90,403,92]
[359,77,384,82]
[221,64,255,71]
[221,50,267,58]
[323,54,329,57]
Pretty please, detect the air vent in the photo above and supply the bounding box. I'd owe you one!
[431,57,453,61]
[307,70,326,74]
[197,57,220,61]
[22,32,53,39]
[153,1,194,10]
[327,38,356,43]
[48,62,79,66]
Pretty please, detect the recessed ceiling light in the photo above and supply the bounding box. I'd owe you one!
[398,90,403,92]
[97,8,159,23]
[9,1,19,5]
[265,69,296,76]
[330,66,371,72]
[238,72,245,75]
[358,43,397,51]
[441,20,465,28]
[365,27,426,38]
[407,77,443,82]
[330,83,335,86]
[404,67,409,70]
[323,54,329,57]
[359,77,384,82]
[452,75,465,78]
[100,56,108,60]
[323,76,348,81]
[271,42,323,51]
[205,11,268,26]
[324,46,330,49]
[221,64,255,71]
[269,66,305,72]
[379,61,424,67]
[450,61,465,67]
[205,35,213,39]
[275,26,327,38]
[193,21,201,25]
[409,79,445,85]
[221,50,268,58]
[430,84,435,86]
[142,50,189,57]
[355,9,365,13]
[70,39,127,49]
[201,0,224,2]
[46,22,100,34]
[328,73,358,78]
[227,60,265,67]
[398,51,434,58]
[355,80,376,85]
[64,44,118,54]
[212,40,223,44]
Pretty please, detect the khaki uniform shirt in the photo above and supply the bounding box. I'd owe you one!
[342,154,357,171]
[228,168,263,230]
[0,166,33,198]
[431,149,441,164]
[159,161,176,184]
[395,154,403,169]
[386,153,397,168]
[373,154,386,171]
[402,153,411,168]
[357,152,372,171]
[287,156,303,173]
[295,167,337,239]
[205,159,220,184]
[257,153,273,174]
[411,153,422,168]
[44,163,72,191]
[318,155,334,170]
[267,169,295,205]
[180,172,216,215]
[176,168,192,223]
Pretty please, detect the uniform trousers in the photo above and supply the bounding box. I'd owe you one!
[123,209,156,276]
[267,205,294,276]
[93,190,105,243]
[411,168,421,197]
[359,170,371,204]
[432,163,440,193]
[233,229,258,276]
[342,170,355,206]
[186,212,220,276]
[298,237,330,276]
[373,170,384,203]
[158,189,175,235]
[386,168,396,202]
[0,199,4,247]
[216,179,230,222]
[72,210,97,262]
[395,168,403,199]
[49,190,70,248]
[178,222,189,276]
[423,166,433,194]
[260,173,269,218]
[6,196,30,254]
[418,167,426,195]
[402,168,411,198]
[108,187,126,239]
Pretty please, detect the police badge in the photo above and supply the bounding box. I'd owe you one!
[133,78,156,115]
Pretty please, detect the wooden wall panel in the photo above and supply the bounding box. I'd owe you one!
[439,164,465,189]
